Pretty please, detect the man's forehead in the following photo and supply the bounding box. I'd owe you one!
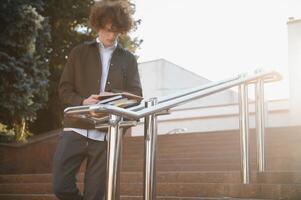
[104,23,112,28]
[103,23,119,32]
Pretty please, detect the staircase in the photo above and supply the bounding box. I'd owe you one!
[0,127,301,199]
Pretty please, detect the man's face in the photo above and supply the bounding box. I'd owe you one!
[98,23,119,48]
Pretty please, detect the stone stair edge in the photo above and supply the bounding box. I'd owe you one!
[2,170,301,176]
[1,182,301,186]
[0,194,272,200]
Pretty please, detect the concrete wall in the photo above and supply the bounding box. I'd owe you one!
[287,18,301,125]
[138,59,238,107]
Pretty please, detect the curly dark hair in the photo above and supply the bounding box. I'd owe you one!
[89,0,133,33]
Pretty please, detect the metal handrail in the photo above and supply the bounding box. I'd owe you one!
[63,69,282,200]
[64,76,239,115]
[63,76,240,125]
[64,70,281,120]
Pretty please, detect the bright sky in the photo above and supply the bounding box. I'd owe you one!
[132,0,301,99]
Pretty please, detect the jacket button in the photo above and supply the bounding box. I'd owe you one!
[107,81,111,85]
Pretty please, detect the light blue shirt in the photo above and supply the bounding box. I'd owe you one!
[63,37,117,141]
[98,37,118,92]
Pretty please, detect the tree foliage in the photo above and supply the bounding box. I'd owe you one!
[0,0,50,141]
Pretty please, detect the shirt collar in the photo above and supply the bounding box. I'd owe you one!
[96,37,118,51]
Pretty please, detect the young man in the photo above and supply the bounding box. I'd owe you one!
[52,1,142,200]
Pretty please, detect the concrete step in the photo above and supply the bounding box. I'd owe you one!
[1,171,301,184]
[122,165,301,172]
[124,145,242,154]
[123,151,241,160]
[124,137,301,148]
[124,129,301,144]
[0,183,54,194]
[0,194,55,200]
[1,182,300,199]
[123,146,301,158]
[0,174,52,184]
[124,156,301,165]
[122,149,301,160]
[123,154,253,161]
[124,157,243,165]
[127,140,301,148]
[121,159,301,171]
[122,166,301,173]
[124,137,301,147]
[121,171,301,184]
[122,163,244,172]
[121,197,271,200]
[124,139,242,147]
[121,183,301,199]
[123,145,301,156]
[0,194,271,200]
[125,134,301,141]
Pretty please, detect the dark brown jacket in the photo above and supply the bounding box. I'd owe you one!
[59,40,142,129]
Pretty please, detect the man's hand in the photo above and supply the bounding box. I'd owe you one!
[99,92,115,97]
[82,92,117,105]
[82,95,100,105]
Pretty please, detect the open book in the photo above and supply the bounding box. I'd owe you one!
[97,92,143,108]
[86,92,143,118]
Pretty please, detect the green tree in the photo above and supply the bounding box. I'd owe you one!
[30,0,142,134]
[0,0,50,141]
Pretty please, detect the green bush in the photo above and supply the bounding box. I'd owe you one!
[0,123,16,143]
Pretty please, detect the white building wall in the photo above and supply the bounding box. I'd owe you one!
[138,59,237,107]
[287,18,301,125]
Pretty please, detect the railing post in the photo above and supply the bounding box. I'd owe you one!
[255,79,266,172]
[238,84,250,184]
[106,114,122,200]
[143,98,158,200]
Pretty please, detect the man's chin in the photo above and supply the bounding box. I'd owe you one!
[104,42,113,47]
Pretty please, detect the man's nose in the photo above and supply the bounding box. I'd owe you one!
[108,32,117,38]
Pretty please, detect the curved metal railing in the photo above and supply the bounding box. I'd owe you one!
[64,69,282,200]
[65,70,280,119]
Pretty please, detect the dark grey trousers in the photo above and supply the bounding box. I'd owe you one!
[52,131,107,200]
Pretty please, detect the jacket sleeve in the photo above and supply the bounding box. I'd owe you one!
[126,54,143,97]
[58,46,84,107]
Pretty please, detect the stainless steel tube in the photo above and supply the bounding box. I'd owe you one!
[239,84,250,184]
[255,79,266,172]
[64,71,282,120]
[105,114,122,200]
[143,98,158,200]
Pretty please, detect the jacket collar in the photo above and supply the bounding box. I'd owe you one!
[84,39,124,52]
